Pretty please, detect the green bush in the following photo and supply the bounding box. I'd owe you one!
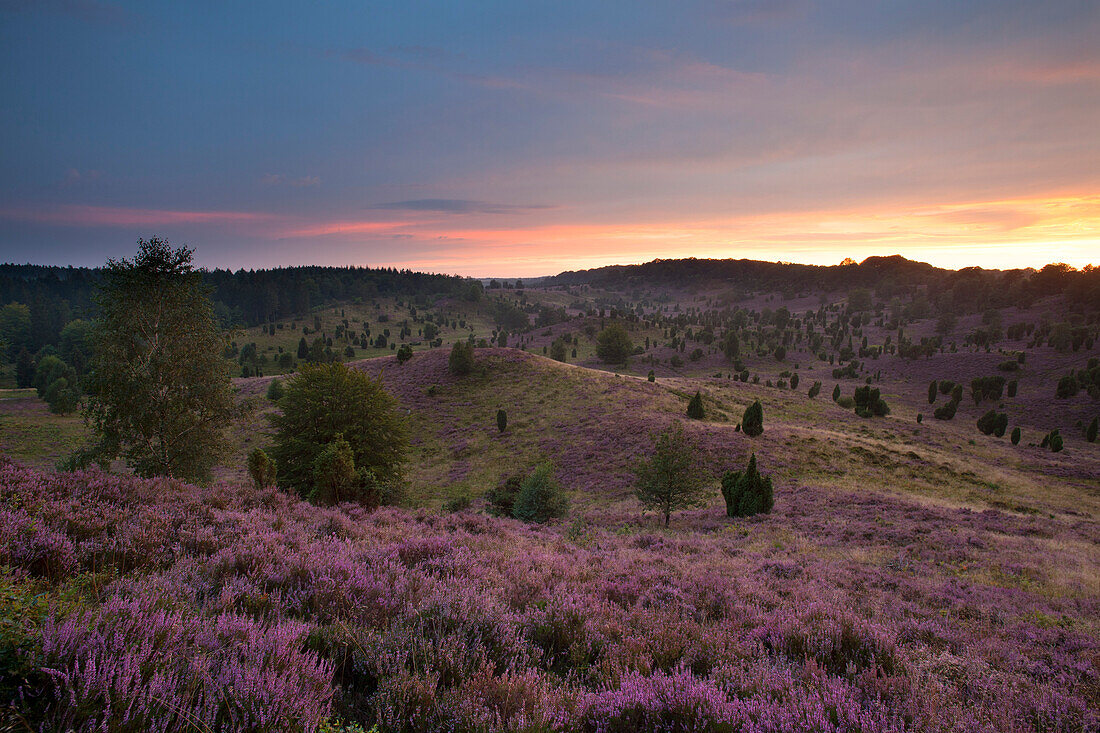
[449,341,475,376]
[265,378,284,401]
[807,381,821,399]
[496,408,507,433]
[1055,374,1078,399]
[633,422,710,527]
[976,410,1007,437]
[928,380,938,404]
[486,474,523,517]
[1007,379,1018,398]
[595,323,633,365]
[396,344,413,363]
[853,386,889,418]
[939,380,956,395]
[917,413,923,424]
[836,396,855,409]
[721,453,774,517]
[686,391,705,419]
[741,400,764,437]
[933,398,959,420]
[43,377,80,415]
[1011,426,1021,445]
[443,493,471,513]
[1087,417,1098,443]
[246,448,277,489]
[512,463,568,524]
[831,384,840,402]
[647,370,655,382]
[790,373,799,390]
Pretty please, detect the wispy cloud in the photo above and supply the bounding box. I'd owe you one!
[261,173,321,188]
[370,199,554,215]
[0,204,272,227]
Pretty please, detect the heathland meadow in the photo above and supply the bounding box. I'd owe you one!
[1,256,1098,732]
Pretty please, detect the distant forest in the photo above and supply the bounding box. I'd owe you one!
[0,264,482,354]
[550,255,1100,314]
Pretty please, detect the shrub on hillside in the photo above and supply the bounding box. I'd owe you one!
[396,344,413,363]
[1007,379,1018,398]
[596,323,633,365]
[512,463,568,524]
[977,411,1008,437]
[721,453,774,517]
[449,341,475,376]
[496,408,508,433]
[647,370,655,382]
[1040,429,1064,452]
[1087,417,1098,443]
[928,380,938,404]
[486,473,523,517]
[934,398,959,420]
[686,391,705,419]
[1055,374,1078,399]
[970,376,1006,404]
[269,362,407,499]
[310,436,381,509]
[633,422,709,527]
[247,448,277,489]
[939,380,956,395]
[832,384,840,402]
[807,381,821,399]
[266,377,285,401]
[853,386,890,418]
[741,400,764,437]
[790,373,799,390]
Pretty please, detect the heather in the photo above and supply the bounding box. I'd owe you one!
[2,459,1097,732]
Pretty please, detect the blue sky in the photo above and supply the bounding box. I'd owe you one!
[1,0,1098,275]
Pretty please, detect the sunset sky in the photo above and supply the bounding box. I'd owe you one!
[1,1,1098,276]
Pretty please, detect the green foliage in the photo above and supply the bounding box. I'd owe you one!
[773,345,786,361]
[852,386,890,418]
[496,408,507,433]
[1007,379,1018,398]
[647,370,655,382]
[309,436,380,508]
[443,493,471,513]
[916,413,923,424]
[807,381,821,399]
[43,376,80,415]
[970,376,1006,404]
[1055,374,1078,399]
[933,397,959,420]
[0,570,50,725]
[486,474,522,517]
[246,448,277,489]
[741,400,764,437]
[82,239,234,482]
[448,341,475,375]
[512,463,568,524]
[686,391,705,419]
[976,410,1008,437]
[549,339,568,362]
[1011,426,1021,445]
[1040,429,1064,452]
[721,331,739,361]
[265,378,285,401]
[633,422,709,527]
[831,384,840,402]
[790,373,799,390]
[15,348,35,388]
[721,453,774,518]
[269,361,407,498]
[595,323,633,365]
[396,344,413,363]
[1086,417,1097,443]
[928,380,938,404]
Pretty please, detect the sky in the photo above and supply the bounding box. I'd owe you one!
[1,0,1098,277]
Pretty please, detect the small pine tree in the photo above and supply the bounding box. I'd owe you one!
[1011,426,1021,445]
[831,384,840,402]
[512,462,568,523]
[497,408,507,433]
[1087,417,1098,443]
[247,448,277,489]
[928,380,938,404]
[807,381,821,399]
[720,453,774,517]
[686,391,705,419]
[741,400,764,437]
[633,423,709,527]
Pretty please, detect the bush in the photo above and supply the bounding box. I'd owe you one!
[396,344,413,363]
[266,378,285,401]
[790,373,799,390]
[1056,374,1079,399]
[721,453,774,517]
[939,380,956,395]
[917,413,923,424]
[512,463,568,524]
[1041,429,1064,452]
[1007,379,1018,398]
[971,376,1006,404]
[831,384,840,402]
[486,474,523,517]
[773,346,786,361]
[269,362,407,498]
[1087,417,1098,443]
[449,341,475,376]
[852,386,889,417]
[976,410,1007,437]
[647,370,655,382]
[836,396,855,409]
[1011,426,1021,445]
[928,380,938,404]
[807,381,821,399]
[43,377,80,415]
[595,323,633,365]
[686,391,705,419]
[443,493,471,513]
[741,400,764,437]
[309,436,380,509]
[247,448,277,489]
[496,408,507,433]
[933,398,959,420]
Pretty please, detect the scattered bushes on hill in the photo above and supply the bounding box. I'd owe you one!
[970,376,1006,405]
[852,386,890,418]
[721,453,774,517]
[512,462,568,524]
[269,362,407,501]
[741,400,764,437]
[686,391,705,419]
[449,341,475,376]
[633,422,709,527]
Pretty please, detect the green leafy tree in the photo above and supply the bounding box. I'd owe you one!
[246,447,277,489]
[15,348,35,388]
[721,453,774,517]
[269,361,407,497]
[512,462,568,523]
[741,400,764,437]
[549,339,567,362]
[497,408,507,433]
[595,323,633,365]
[308,435,380,508]
[686,391,705,419]
[43,376,80,415]
[82,239,234,482]
[633,422,709,527]
[449,340,475,375]
[721,331,740,361]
